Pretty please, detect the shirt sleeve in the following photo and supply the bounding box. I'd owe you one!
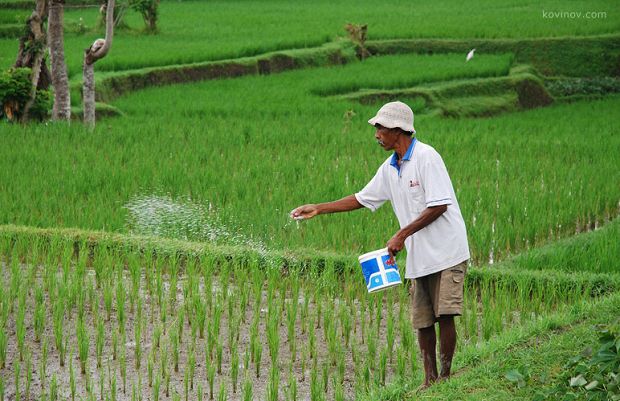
[420,149,454,207]
[355,165,390,212]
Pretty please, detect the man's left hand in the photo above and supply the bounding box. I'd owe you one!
[387,232,405,259]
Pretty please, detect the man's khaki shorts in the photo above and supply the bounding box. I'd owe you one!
[410,261,467,329]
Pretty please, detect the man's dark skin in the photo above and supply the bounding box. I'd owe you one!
[291,124,457,389]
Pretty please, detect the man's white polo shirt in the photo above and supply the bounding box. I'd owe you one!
[355,138,470,279]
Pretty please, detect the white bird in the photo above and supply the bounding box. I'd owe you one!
[466,48,476,62]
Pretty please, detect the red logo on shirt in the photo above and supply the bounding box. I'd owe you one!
[409,180,420,188]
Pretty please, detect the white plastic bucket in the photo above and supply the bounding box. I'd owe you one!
[358,247,402,293]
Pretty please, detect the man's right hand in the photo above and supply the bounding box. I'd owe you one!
[290,204,320,220]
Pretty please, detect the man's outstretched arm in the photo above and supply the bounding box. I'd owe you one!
[290,194,364,220]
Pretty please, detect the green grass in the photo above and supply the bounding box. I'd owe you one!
[361,291,620,400]
[1,0,619,78]
[504,217,620,274]
[0,52,619,263]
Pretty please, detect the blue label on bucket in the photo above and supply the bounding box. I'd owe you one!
[360,258,379,284]
[368,273,385,290]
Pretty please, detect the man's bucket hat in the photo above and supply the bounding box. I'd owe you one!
[368,101,416,134]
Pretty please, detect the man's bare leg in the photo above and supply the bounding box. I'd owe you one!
[417,325,438,387]
[438,315,457,379]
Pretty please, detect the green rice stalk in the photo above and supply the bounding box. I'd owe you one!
[208,363,215,400]
[76,316,90,375]
[267,365,279,401]
[120,345,127,394]
[70,351,76,401]
[40,338,48,389]
[189,344,196,390]
[242,376,252,401]
[216,341,223,375]
[96,316,105,368]
[49,373,57,401]
[217,381,226,401]
[379,347,388,386]
[231,347,239,393]
[24,351,32,401]
[254,339,263,379]
[153,373,161,401]
[13,358,20,401]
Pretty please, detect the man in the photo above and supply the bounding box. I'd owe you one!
[290,101,470,389]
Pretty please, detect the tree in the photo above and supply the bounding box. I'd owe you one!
[14,0,51,122]
[131,0,160,33]
[83,0,115,128]
[48,0,71,120]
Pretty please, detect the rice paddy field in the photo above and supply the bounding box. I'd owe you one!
[1,0,619,400]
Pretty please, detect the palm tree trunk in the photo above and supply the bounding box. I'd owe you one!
[48,0,71,121]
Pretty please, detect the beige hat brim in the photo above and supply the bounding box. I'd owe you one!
[368,115,415,133]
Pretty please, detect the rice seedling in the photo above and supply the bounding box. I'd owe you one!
[184,367,189,401]
[49,373,57,401]
[148,349,155,387]
[197,384,204,401]
[287,364,298,401]
[96,316,105,368]
[386,308,395,362]
[153,372,161,401]
[0,317,6,370]
[24,351,32,401]
[267,365,280,401]
[334,376,345,401]
[231,347,239,393]
[120,344,127,394]
[322,361,330,393]
[310,363,324,401]
[253,339,263,379]
[33,286,45,343]
[218,382,227,401]
[379,347,388,386]
[103,281,113,321]
[13,357,20,401]
[243,347,250,374]
[116,270,126,332]
[109,363,118,401]
[70,351,76,401]
[188,343,196,390]
[366,328,377,372]
[165,367,171,398]
[0,374,3,401]
[76,316,90,375]
[194,295,207,339]
[243,375,252,401]
[16,291,26,361]
[267,313,280,366]
[40,338,48,389]
[170,326,180,373]
[135,297,143,370]
[177,307,185,345]
[396,344,406,381]
[208,363,216,401]
[216,340,223,375]
[308,314,317,360]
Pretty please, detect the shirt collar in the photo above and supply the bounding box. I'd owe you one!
[390,137,417,172]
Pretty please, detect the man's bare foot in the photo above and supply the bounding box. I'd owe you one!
[415,380,436,394]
